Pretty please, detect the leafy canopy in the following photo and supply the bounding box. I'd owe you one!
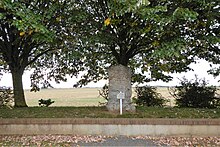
[71,0,219,86]
[0,0,82,89]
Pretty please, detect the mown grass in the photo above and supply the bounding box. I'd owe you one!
[0,106,219,118]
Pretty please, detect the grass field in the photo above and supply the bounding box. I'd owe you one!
[1,87,219,119]
[24,87,220,107]
[24,88,106,107]
[24,87,173,107]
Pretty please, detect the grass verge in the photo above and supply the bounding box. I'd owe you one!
[0,106,219,118]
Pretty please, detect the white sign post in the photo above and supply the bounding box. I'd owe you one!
[117,91,125,115]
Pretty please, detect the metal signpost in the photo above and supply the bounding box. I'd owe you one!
[117,91,125,115]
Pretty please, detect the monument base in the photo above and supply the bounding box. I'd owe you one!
[106,101,136,112]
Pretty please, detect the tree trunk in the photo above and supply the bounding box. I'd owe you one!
[11,69,28,107]
[106,65,135,112]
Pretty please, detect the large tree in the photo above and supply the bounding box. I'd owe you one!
[70,0,219,110]
[72,0,195,86]
[0,0,80,107]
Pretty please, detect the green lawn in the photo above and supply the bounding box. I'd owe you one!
[0,106,219,118]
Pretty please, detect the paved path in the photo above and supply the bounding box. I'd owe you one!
[76,136,160,146]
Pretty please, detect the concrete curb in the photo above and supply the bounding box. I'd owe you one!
[0,118,220,136]
[1,118,220,125]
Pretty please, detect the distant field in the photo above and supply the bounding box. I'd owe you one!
[24,88,105,107]
[24,87,173,107]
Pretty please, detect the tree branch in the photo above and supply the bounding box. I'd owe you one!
[109,44,120,62]
[27,48,57,66]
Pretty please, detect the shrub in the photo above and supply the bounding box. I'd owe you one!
[0,87,14,109]
[38,99,55,107]
[99,84,109,101]
[133,86,167,107]
[169,76,220,108]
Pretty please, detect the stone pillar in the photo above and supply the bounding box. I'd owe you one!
[106,65,136,112]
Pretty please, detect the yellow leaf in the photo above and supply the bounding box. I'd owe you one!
[152,40,159,47]
[56,16,62,22]
[131,22,138,27]
[28,30,33,35]
[104,18,111,26]
[144,25,151,33]
[200,21,206,27]
[19,32,25,36]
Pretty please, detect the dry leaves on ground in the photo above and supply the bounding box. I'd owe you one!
[0,135,220,146]
[133,136,220,146]
[0,135,108,146]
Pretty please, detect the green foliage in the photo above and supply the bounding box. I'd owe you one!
[0,0,78,71]
[0,0,82,106]
[169,76,220,108]
[0,87,14,109]
[133,86,167,107]
[1,0,56,42]
[38,99,55,107]
[71,0,219,86]
[173,7,198,21]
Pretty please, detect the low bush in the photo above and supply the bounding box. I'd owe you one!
[38,99,55,107]
[0,87,14,109]
[169,76,220,108]
[133,86,167,107]
[98,84,109,106]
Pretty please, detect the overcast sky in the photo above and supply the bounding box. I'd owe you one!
[0,59,219,89]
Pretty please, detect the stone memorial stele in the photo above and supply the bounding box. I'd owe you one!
[106,65,136,112]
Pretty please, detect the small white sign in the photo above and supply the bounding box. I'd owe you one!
[117,91,125,99]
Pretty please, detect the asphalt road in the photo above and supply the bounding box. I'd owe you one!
[75,136,161,146]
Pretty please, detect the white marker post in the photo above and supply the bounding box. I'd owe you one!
[117,91,125,115]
